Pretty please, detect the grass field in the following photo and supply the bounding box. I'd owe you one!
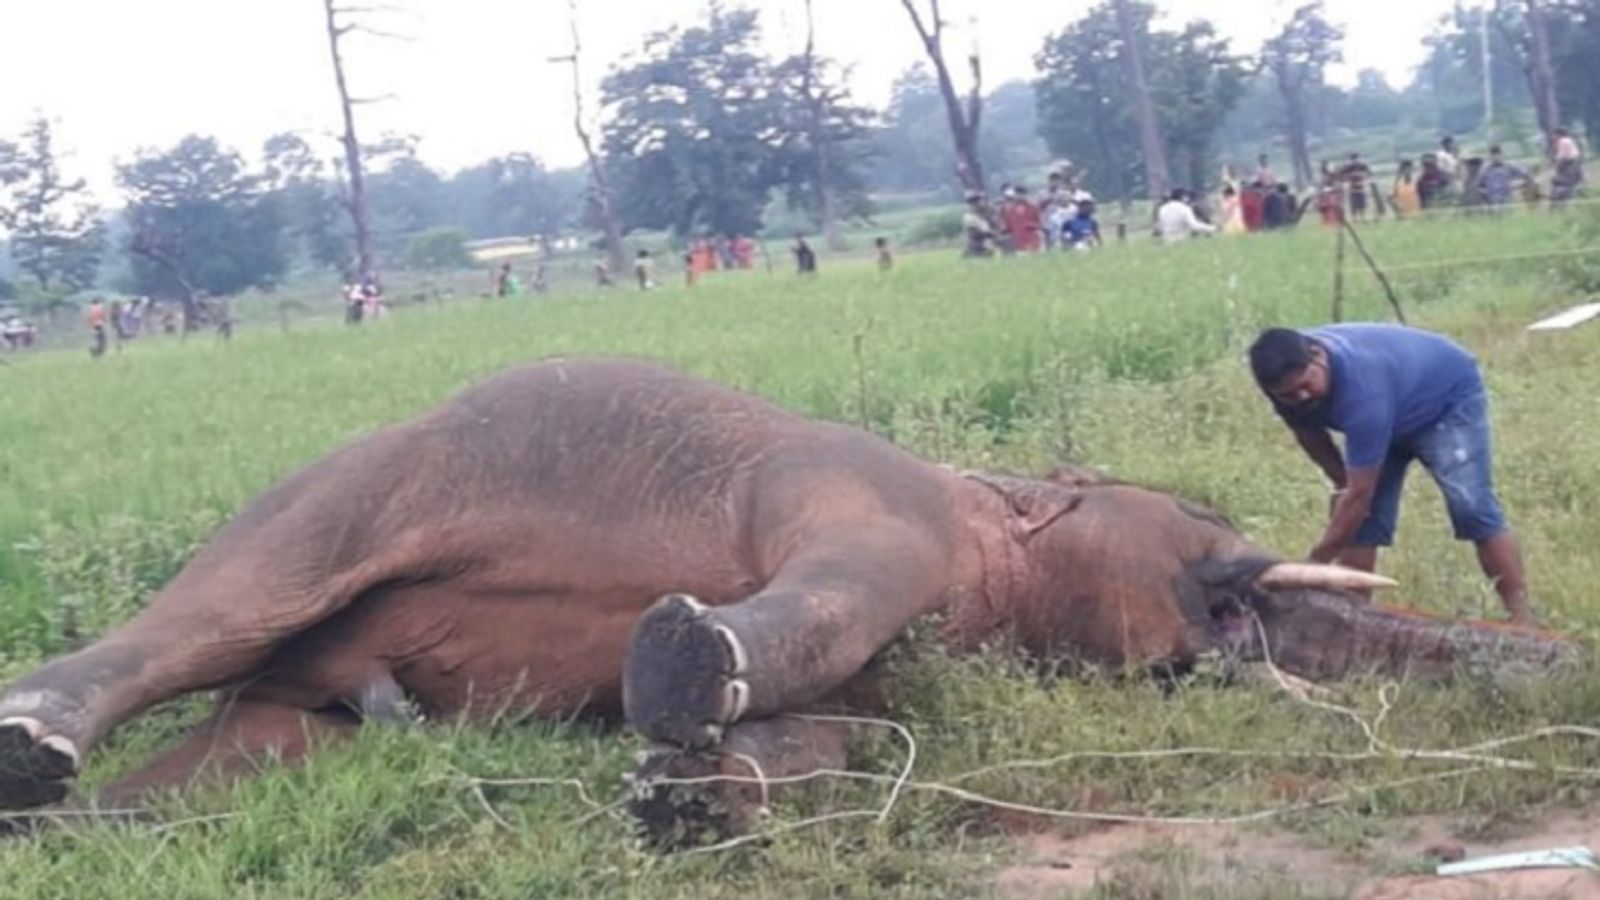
[1,210,1599,897]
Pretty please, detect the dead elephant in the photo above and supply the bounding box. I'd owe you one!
[0,358,1576,835]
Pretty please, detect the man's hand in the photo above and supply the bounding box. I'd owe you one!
[1309,467,1379,563]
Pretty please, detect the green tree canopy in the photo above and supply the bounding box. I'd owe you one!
[600,6,785,237]
[1035,2,1247,200]
[0,119,105,295]
[118,135,288,307]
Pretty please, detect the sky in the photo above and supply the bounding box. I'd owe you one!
[0,0,1471,198]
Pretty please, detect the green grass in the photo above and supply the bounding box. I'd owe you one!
[1,211,1598,897]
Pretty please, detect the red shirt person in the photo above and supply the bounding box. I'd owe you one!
[1001,189,1043,253]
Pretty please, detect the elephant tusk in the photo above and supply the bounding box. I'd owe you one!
[1254,561,1398,592]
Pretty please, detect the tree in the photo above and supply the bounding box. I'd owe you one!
[448,154,582,242]
[1148,21,1248,194]
[1113,0,1170,202]
[1036,4,1246,201]
[1261,3,1343,188]
[118,135,288,326]
[262,131,349,272]
[771,2,876,244]
[0,119,105,295]
[895,0,985,193]
[1550,1,1600,143]
[600,6,787,237]
[321,0,404,279]
[1414,6,1532,134]
[552,0,625,276]
[1523,0,1562,148]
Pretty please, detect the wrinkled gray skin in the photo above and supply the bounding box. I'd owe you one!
[0,358,1575,829]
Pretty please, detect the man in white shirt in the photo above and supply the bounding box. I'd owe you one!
[1156,189,1217,244]
[1553,127,1585,203]
[1436,136,1460,180]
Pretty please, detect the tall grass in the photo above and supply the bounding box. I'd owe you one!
[0,212,1596,897]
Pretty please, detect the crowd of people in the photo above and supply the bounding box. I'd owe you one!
[955,131,1588,257]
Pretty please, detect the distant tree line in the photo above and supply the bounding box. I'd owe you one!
[1,0,1597,311]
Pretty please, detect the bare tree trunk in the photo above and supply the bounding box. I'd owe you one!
[321,0,375,281]
[560,0,625,276]
[1113,0,1169,203]
[897,0,984,195]
[1273,72,1314,189]
[1525,0,1562,151]
[802,0,842,249]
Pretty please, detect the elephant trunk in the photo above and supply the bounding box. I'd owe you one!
[1252,590,1579,682]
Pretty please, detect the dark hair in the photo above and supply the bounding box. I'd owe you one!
[1489,144,1503,155]
[1248,328,1314,389]
[1169,187,1187,202]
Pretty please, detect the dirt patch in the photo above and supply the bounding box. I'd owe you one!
[992,804,1600,899]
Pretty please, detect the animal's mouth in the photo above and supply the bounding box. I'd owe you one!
[1208,599,1261,657]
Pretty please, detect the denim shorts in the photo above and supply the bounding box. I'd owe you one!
[1353,391,1509,546]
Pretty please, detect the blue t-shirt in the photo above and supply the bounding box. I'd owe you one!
[1063,214,1098,245]
[1292,324,1483,469]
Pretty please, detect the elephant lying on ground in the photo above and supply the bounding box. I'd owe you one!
[0,358,1575,832]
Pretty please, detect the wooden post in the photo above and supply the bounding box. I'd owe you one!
[1332,225,1346,323]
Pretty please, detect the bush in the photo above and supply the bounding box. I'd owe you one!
[403,227,474,271]
[905,209,964,246]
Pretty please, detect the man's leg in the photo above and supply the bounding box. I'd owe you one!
[1477,531,1532,625]
[1416,391,1533,624]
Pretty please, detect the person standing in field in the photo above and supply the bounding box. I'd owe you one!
[1340,152,1373,220]
[1436,136,1460,183]
[1062,200,1101,250]
[875,236,894,272]
[634,249,656,290]
[86,297,108,358]
[1254,153,1277,189]
[1417,153,1450,210]
[1552,127,1585,205]
[1249,324,1532,625]
[1390,159,1421,219]
[1477,146,1530,208]
[962,192,997,258]
[792,233,817,275]
[1002,185,1043,253]
[1219,185,1246,235]
[1155,189,1216,244]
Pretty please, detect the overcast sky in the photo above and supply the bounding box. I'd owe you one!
[1,0,1470,197]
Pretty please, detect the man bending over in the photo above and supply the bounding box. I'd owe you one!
[1248,324,1532,624]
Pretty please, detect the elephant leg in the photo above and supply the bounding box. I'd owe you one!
[91,694,358,811]
[628,714,861,850]
[623,521,948,748]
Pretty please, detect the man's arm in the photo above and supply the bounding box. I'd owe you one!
[1186,206,1217,235]
[1310,466,1378,562]
[1292,425,1347,488]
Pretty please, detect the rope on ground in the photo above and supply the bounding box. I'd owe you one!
[446,623,1600,851]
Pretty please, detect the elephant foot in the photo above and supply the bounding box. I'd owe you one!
[624,594,750,749]
[627,744,767,851]
[626,715,860,851]
[0,717,80,812]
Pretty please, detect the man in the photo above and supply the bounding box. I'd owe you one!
[1436,136,1460,182]
[962,192,996,258]
[792,233,817,275]
[1001,185,1043,253]
[1253,153,1276,188]
[1248,324,1532,624]
[1552,127,1585,205]
[1340,152,1373,219]
[1477,145,1529,207]
[1263,183,1298,229]
[1062,200,1101,250]
[86,297,108,358]
[1155,188,1216,244]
